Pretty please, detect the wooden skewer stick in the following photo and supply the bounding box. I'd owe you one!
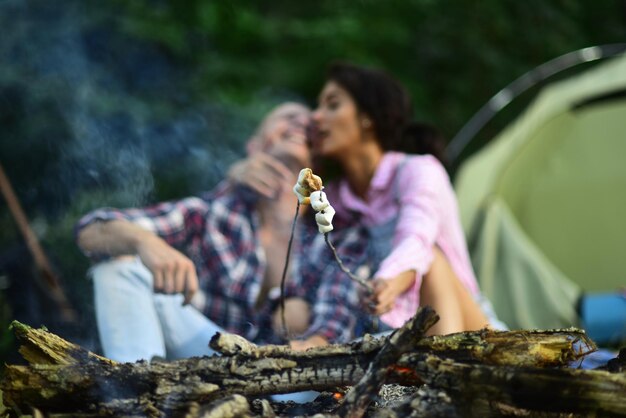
[324,233,374,293]
[278,201,300,340]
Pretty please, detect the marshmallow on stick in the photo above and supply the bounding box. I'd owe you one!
[292,168,323,205]
[293,168,335,234]
[311,191,335,234]
[291,168,373,292]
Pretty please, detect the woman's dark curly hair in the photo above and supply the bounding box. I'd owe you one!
[326,61,448,167]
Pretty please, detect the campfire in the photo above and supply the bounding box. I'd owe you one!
[2,307,625,417]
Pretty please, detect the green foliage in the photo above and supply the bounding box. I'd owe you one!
[111,0,626,136]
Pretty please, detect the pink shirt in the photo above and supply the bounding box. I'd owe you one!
[327,152,480,328]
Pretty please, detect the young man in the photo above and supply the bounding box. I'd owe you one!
[76,103,359,362]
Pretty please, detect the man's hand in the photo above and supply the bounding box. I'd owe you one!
[136,234,198,304]
[271,297,311,338]
[289,334,328,351]
[367,270,416,315]
[227,153,293,199]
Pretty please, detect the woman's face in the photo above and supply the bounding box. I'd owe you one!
[311,81,364,160]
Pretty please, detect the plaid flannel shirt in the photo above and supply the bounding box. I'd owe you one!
[75,181,368,344]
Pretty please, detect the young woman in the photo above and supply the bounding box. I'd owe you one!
[309,62,504,335]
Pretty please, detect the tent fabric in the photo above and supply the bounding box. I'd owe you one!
[455,54,626,330]
[470,198,581,329]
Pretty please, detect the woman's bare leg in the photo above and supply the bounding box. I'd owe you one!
[420,248,489,335]
[420,248,464,335]
[453,267,491,331]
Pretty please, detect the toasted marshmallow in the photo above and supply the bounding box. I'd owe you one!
[297,168,323,193]
[297,168,313,187]
[292,184,311,205]
[293,168,334,233]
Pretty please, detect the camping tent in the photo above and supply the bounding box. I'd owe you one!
[455,54,626,333]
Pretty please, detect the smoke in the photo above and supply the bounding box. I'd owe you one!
[0,0,261,215]
[0,0,264,351]
[0,0,310,357]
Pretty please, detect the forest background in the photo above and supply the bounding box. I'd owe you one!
[0,0,624,362]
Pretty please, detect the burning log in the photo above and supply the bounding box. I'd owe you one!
[409,354,626,417]
[1,315,618,417]
[338,306,439,418]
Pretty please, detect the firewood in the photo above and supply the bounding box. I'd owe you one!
[194,394,250,418]
[411,354,626,417]
[0,320,599,416]
[604,347,626,373]
[338,306,439,418]
[411,326,596,367]
[258,399,277,418]
[209,326,594,369]
[9,320,115,366]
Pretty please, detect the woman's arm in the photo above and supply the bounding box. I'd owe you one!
[375,155,448,283]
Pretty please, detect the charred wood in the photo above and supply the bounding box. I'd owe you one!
[0,318,604,417]
[9,320,114,367]
[604,347,626,373]
[191,394,250,418]
[413,354,626,417]
[338,306,438,418]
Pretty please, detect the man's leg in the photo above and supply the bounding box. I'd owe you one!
[92,257,224,361]
[91,257,166,362]
[154,293,224,359]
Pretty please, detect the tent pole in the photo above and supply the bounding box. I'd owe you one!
[447,43,626,165]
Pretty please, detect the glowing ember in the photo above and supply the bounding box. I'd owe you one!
[391,366,414,374]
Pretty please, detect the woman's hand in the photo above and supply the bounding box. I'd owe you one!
[368,270,416,315]
[136,234,199,304]
[227,153,293,199]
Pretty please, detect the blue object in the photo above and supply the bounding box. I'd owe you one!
[577,349,618,369]
[580,292,626,345]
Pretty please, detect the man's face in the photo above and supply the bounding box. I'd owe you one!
[251,103,312,168]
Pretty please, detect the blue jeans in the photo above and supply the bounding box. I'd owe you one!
[91,257,223,362]
[91,258,319,403]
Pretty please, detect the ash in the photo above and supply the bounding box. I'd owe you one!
[253,385,422,417]
[376,384,420,408]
